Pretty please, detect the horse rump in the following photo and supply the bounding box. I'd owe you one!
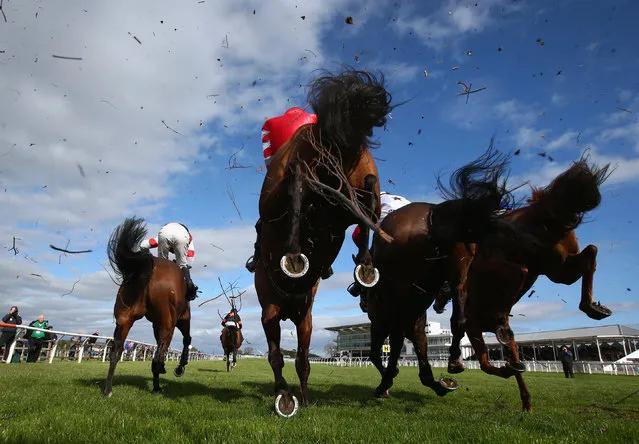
[307,67,394,152]
[107,216,154,286]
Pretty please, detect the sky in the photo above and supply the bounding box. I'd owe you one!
[1,0,638,357]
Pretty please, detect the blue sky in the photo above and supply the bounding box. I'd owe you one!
[1,0,638,355]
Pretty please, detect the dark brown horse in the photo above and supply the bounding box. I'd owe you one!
[103,217,192,396]
[221,325,243,372]
[366,143,534,398]
[255,68,394,411]
[445,154,612,411]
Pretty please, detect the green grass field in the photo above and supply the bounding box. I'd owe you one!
[1,359,638,443]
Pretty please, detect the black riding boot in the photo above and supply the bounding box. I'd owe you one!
[347,281,363,297]
[321,266,334,280]
[245,219,262,273]
[181,266,198,301]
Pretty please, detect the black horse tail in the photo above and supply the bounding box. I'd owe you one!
[437,137,513,217]
[435,139,539,253]
[307,67,393,153]
[107,216,154,287]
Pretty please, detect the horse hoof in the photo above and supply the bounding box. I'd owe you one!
[434,377,458,396]
[280,253,309,278]
[579,302,612,320]
[496,326,514,345]
[103,390,113,398]
[174,366,185,377]
[506,361,526,373]
[354,264,380,288]
[275,392,299,418]
[374,387,389,398]
[152,387,162,394]
[447,361,465,374]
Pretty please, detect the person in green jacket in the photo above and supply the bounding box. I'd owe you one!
[26,315,49,363]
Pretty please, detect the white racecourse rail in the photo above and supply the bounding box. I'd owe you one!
[307,357,639,376]
[0,322,215,364]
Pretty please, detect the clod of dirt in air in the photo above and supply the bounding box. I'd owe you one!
[466,50,472,56]
[76,163,86,178]
[388,178,395,185]
[408,141,413,146]
[537,152,547,158]
[498,47,503,51]
[417,129,422,135]
[354,55,359,62]
[253,10,255,14]
[536,38,545,46]
[514,149,520,155]
[556,70,562,76]
[451,66,459,71]
[423,70,428,77]
[300,16,305,20]
[199,120,203,126]
[345,16,354,25]
[627,288,631,291]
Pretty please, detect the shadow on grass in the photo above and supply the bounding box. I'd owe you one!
[197,368,223,373]
[240,380,428,407]
[77,375,261,402]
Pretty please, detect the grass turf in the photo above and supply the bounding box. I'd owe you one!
[0,358,638,443]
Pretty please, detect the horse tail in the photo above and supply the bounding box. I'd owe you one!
[307,67,393,153]
[437,137,513,216]
[107,217,154,287]
[531,150,613,229]
[435,138,541,252]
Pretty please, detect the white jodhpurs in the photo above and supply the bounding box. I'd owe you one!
[157,223,191,268]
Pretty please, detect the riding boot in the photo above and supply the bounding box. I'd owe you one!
[347,281,363,297]
[181,266,198,301]
[321,266,334,280]
[245,219,262,273]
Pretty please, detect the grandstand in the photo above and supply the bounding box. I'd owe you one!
[325,322,639,362]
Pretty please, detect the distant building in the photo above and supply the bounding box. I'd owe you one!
[325,322,639,362]
[325,321,470,360]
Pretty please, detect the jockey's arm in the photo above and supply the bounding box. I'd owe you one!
[186,239,195,267]
[139,238,159,250]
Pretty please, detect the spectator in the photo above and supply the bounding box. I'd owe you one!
[26,315,48,363]
[68,336,81,360]
[560,346,575,378]
[87,331,100,358]
[1,305,22,362]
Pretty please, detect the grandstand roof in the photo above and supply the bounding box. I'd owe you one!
[325,323,370,333]
[483,324,639,345]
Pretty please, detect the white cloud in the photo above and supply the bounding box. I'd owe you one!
[494,99,539,126]
[395,0,524,49]
[550,93,568,107]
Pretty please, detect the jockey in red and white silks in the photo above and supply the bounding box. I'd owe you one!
[261,107,318,168]
[140,222,198,300]
[351,191,412,244]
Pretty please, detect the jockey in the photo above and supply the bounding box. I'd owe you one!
[246,107,333,279]
[221,309,242,329]
[348,191,412,311]
[221,309,244,342]
[140,222,198,301]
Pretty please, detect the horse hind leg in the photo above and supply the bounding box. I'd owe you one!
[374,330,404,398]
[152,325,174,393]
[447,290,467,374]
[548,245,611,320]
[103,319,134,397]
[410,314,458,397]
[173,318,191,378]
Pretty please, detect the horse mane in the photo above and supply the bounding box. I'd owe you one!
[307,67,393,152]
[527,152,612,230]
